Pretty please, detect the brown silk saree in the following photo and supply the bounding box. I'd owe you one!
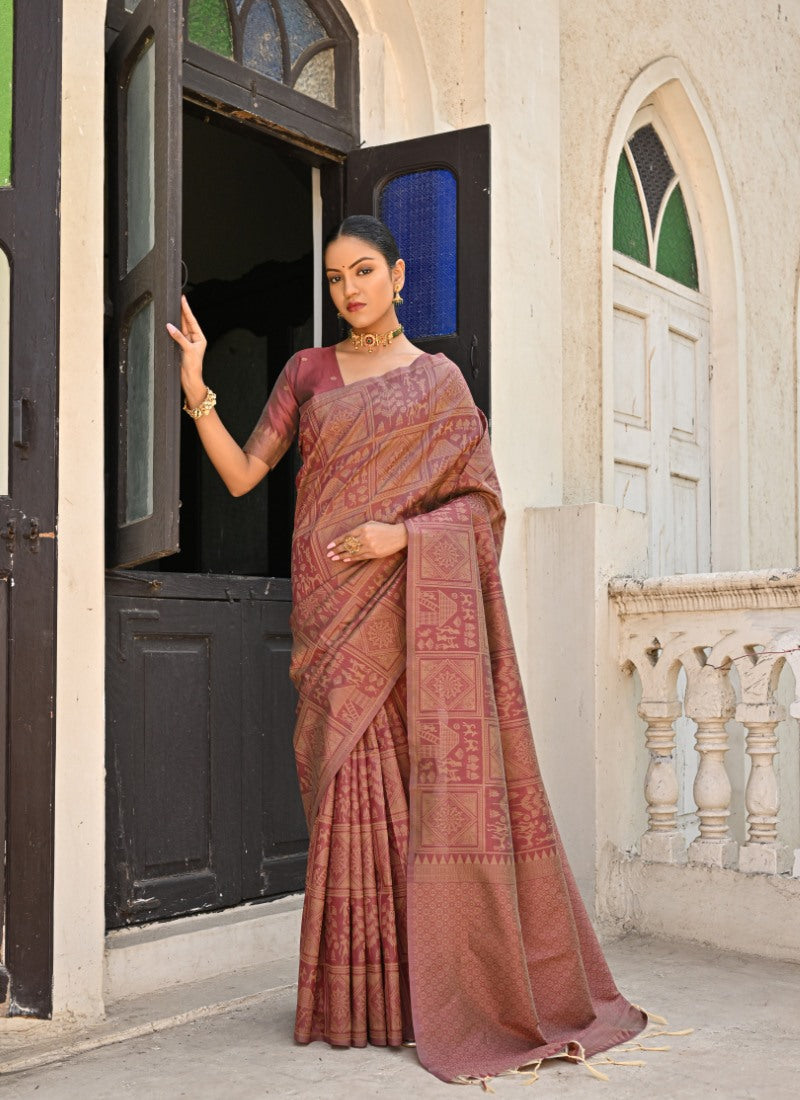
[244,347,647,1083]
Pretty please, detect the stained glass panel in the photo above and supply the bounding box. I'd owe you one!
[276,0,326,67]
[613,152,649,267]
[243,0,283,80]
[126,38,155,272]
[0,248,9,494]
[125,299,155,524]
[656,183,698,289]
[380,169,457,340]
[0,0,12,187]
[294,48,334,106]
[188,0,234,58]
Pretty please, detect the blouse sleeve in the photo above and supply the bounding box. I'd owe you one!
[243,356,300,469]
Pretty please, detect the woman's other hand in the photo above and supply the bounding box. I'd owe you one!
[166,294,208,410]
[326,522,408,562]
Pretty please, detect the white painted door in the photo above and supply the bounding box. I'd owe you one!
[613,263,711,576]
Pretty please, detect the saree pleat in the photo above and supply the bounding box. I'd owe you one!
[295,678,413,1049]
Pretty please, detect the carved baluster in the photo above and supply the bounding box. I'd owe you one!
[686,655,739,871]
[639,697,686,863]
[684,659,738,868]
[736,699,792,874]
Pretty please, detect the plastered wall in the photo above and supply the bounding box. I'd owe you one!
[53,0,108,1016]
[560,0,800,569]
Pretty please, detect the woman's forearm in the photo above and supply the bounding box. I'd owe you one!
[168,298,268,497]
[189,403,269,497]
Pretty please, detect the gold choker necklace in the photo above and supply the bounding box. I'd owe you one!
[349,324,403,353]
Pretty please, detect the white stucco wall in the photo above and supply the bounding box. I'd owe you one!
[560,0,800,570]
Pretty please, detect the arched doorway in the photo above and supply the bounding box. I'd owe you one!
[103,0,490,928]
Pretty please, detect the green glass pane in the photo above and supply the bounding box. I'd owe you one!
[126,39,155,272]
[613,152,649,266]
[0,248,9,494]
[188,0,234,59]
[125,299,155,524]
[0,0,12,187]
[656,184,698,289]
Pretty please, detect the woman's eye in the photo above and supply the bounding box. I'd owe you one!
[328,276,340,284]
[357,267,372,276]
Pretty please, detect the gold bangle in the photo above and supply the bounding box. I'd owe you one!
[183,387,217,419]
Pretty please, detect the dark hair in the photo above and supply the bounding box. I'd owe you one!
[324,215,400,268]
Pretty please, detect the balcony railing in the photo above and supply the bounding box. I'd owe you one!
[609,568,800,878]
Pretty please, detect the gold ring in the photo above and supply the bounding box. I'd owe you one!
[341,535,361,555]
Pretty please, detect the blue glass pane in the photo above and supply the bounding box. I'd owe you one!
[379,169,457,340]
[243,0,283,80]
[276,0,326,67]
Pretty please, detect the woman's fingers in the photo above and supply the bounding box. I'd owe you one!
[181,295,205,342]
[166,322,189,350]
[326,526,365,561]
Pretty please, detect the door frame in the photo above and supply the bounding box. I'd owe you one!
[0,2,62,1016]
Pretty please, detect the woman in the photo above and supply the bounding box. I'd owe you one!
[167,216,648,1085]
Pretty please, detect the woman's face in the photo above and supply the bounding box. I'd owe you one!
[324,235,404,330]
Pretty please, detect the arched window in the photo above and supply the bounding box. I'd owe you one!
[614,122,698,291]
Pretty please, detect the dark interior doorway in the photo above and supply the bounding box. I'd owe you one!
[105,103,314,928]
[162,103,314,578]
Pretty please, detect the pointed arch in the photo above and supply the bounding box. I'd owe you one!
[342,0,436,142]
[602,58,749,571]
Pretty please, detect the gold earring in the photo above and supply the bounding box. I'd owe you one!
[392,286,404,306]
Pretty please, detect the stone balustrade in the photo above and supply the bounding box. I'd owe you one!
[609,568,800,877]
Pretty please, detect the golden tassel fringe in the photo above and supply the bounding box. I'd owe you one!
[450,1009,691,1089]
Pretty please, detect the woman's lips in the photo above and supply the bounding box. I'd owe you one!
[346,302,365,312]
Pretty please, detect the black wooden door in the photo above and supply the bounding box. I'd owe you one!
[345,125,491,417]
[106,587,241,924]
[107,0,183,569]
[105,573,305,928]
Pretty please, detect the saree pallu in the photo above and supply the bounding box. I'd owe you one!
[288,353,646,1082]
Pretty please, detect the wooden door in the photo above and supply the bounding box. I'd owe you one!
[613,264,711,575]
[105,573,303,928]
[106,589,242,924]
[345,125,492,417]
[107,0,183,569]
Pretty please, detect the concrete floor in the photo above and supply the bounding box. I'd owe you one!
[0,935,797,1099]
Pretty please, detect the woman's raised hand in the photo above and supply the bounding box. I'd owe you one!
[166,295,208,409]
